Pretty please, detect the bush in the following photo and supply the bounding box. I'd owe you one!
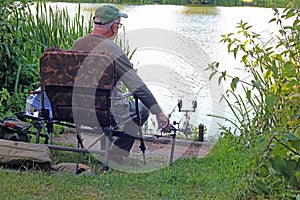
[207,0,300,197]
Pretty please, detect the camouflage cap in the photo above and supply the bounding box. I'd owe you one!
[94,5,128,25]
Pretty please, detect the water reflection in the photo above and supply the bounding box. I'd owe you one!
[121,27,224,139]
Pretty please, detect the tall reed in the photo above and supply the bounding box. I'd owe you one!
[0,1,93,116]
[25,1,93,50]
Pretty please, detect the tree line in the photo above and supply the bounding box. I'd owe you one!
[48,0,290,7]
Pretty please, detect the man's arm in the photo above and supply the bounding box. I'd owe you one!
[115,55,162,115]
[115,55,170,131]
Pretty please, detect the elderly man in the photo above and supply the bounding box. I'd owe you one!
[71,5,170,162]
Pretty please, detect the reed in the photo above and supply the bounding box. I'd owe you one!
[25,1,93,50]
[0,1,93,116]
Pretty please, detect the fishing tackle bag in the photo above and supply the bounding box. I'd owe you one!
[0,139,53,170]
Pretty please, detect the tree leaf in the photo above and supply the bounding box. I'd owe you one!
[251,80,261,89]
[254,180,269,195]
[246,89,251,101]
[283,9,295,19]
[284,133,300,141]
[269,63,278,78]
[233,47,238,59]
[242,55,248,65]
[230,77,239,92]
[268,18,276,23]
[241,40,248,51]
[269,156,287,176]
[265,95,278,111]
[209,71,217,81]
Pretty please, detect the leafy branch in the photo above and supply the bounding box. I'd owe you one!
[207,1,300,195]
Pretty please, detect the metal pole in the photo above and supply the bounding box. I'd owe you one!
[169,133,176,165]
[198,124,204,142]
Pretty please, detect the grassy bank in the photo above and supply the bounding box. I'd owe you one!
[0,135,261,199]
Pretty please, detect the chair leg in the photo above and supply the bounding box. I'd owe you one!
[76,132,84,149]
[137,126,146,165]
[34,120,55,144]
[46,120,54,144]
[100,134,106,150]
[103,135,111,171]
[33,121,41,144]
[139,138,146,164]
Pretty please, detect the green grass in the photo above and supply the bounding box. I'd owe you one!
[0,135,259,199]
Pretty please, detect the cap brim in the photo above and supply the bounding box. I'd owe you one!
[119,13,128,18]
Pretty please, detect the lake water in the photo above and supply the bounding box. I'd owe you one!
[45,3,282,139]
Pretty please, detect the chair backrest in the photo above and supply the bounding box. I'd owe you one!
[40,47,115,127]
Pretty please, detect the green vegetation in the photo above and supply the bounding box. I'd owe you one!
[207,0,300,197]
[0,0,93,118]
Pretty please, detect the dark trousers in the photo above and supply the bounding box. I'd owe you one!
[112,100,149,157]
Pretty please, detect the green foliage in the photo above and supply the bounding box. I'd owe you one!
[116,26,137,64]
[0,88,12,118]
[253,0,289,7]
[0,0,92,116]
[27,1,93,50]
[207,0,300,197]
[0,0,37,115]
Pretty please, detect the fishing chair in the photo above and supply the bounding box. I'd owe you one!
[27,47,147,171]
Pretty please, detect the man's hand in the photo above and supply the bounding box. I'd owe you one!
[156,112,170,132]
